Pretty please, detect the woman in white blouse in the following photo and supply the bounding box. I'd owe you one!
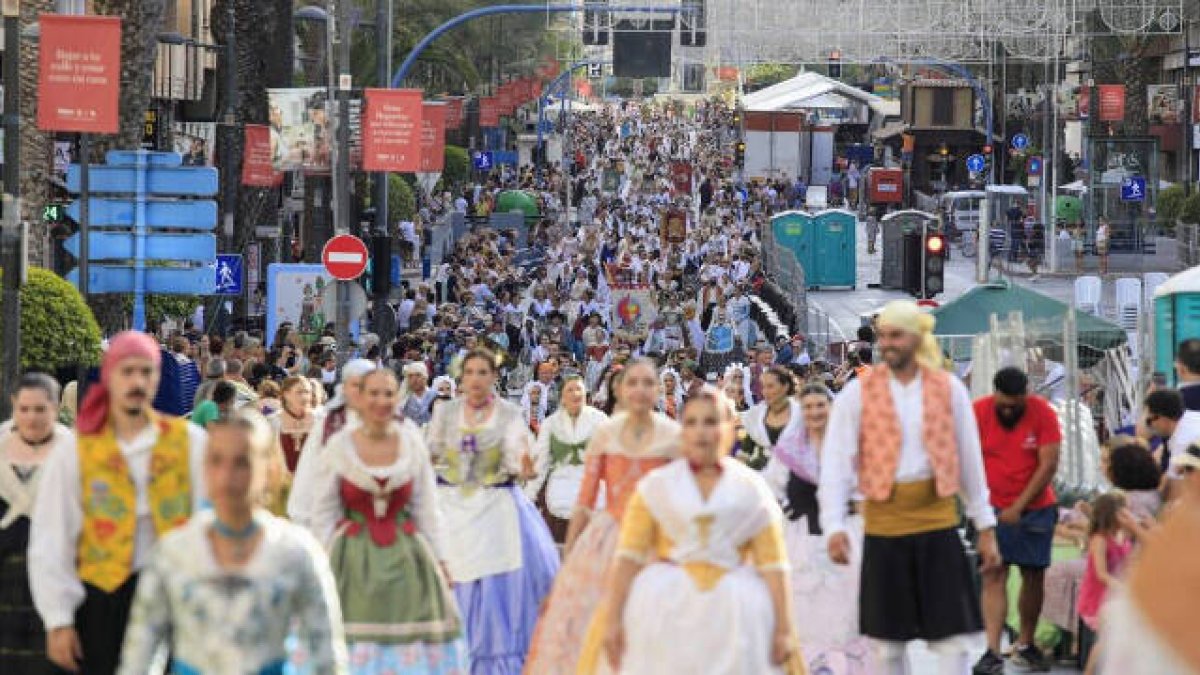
[118,409,346,674]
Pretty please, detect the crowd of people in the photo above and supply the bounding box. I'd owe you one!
[1,97,1199,675]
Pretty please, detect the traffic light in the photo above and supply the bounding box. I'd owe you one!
[735,141,746,167]
[828,49,842,79]
[982,144,993,156]
[923,232,946,299]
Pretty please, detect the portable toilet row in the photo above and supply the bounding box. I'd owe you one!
[770,209,857,289]
[1153,266,1200,383]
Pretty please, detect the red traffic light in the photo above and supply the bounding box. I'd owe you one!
[926,234,946,255]
[982,145,993,155]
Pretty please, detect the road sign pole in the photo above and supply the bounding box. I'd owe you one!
[0,0,21,421]
[132,151,148,332]
[79,134,90,300]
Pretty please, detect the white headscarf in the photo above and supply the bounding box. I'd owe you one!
[325,358,376,411]
[521,381,548,425]
[723,362,754,405]
[432,375,457,398]
[659,367,684,415]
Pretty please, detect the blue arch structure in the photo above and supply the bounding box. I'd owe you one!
[390,4,691,88]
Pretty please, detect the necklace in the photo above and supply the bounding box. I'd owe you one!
[212,516,260,560]
[16,431,55,449]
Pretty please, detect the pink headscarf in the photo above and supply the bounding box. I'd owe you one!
[76,331,163,434]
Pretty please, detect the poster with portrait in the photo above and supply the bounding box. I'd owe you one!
[268,87,332,172]
[266,263,361,346]
[1148,85,1181,125]
[660,207,688,245]
[172,122,215,166]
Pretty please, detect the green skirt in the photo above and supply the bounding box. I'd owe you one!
[331,526,462,645]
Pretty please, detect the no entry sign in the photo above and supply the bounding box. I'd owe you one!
[322,234,369,280]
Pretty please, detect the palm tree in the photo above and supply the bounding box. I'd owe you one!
[18,0,55,267]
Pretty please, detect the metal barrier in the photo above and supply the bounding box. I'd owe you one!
[759,217,809,337]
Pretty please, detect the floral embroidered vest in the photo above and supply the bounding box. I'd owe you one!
[77,416,193,592]
[857,364,960,502]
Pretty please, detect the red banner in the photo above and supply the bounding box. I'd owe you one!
[671,162,692,194]
[241,124,281,186]
[497,84,515,115]
[362,88,423,172]
[1098,84,1126,122]
[480,97,500,127]
[37,15,122,133]
[443,97,464,129]
[419,102,447,172]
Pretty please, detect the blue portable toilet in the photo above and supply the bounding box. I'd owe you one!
[809,209,857,288]
[1154,266,1200,383]
[771,210,816,280]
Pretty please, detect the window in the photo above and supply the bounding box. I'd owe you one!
[932,88,954,126]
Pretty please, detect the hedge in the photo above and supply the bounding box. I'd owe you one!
[0,266,102,369]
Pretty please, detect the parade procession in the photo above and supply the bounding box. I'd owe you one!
[4,1,1200,674]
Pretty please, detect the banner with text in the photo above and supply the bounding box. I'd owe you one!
[1098,85,1126,122]
[362,88,423,172]
[37,15,122,133]
[242,124,281,186]
[443,97,465,129]
[420,102,447,172]
[480,97,500,127]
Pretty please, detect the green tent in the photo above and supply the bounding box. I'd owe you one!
[932,281,1127,366]
[495,190,540,220]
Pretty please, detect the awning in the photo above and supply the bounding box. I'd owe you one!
[872,120,908,141]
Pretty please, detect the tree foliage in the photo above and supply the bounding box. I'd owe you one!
[1159,184,1188,223]
[442,145,471,193]
[388,174,417,224]
[0,267,102,370]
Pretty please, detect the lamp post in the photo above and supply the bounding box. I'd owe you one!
[0,0,21,421]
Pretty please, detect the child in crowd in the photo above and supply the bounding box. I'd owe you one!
[1077,491,1148,674]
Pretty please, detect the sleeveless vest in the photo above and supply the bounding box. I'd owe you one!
[77,415,192,592]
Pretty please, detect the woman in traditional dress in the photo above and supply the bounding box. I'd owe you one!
[589,387,804,674]
[763,381,874,674]
[425,348,559,673]
[310,368,468,674]
[0,374,71,674]
[525,376,608,543]
[526,359,680,674]
[658,368,684,420]
[118,409,346,674]
[271,375,316,475]
[520,381,548,435]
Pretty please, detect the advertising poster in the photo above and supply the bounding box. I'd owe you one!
[37,15,121,133]
[444,97,465,129]
[362,88,423,172]
[419,102,447,172]
[242,124,281,186]
[1098,85,1126,122]
[268,87,332,171]
[480,97,500,127]
[1148,84,1181,125]
[172,121,215,166]
[266,264,361,346]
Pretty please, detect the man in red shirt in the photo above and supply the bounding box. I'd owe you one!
[972,367,1062,675]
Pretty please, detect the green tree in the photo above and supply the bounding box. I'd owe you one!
[442,145,471,192]
[388,174,416,224]
[1159,184,1188,223]
[0,267,102,370]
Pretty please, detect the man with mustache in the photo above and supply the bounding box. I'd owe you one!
[28,331,207,674]
[820,300,1000,675]
[971,367,1062,674]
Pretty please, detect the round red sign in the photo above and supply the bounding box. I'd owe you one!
[322,234,369,281]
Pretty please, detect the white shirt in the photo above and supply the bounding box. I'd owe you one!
[818,372,995,535]
[396,299,415,330]
[1167,410,1200,477]
[29,420,208,630]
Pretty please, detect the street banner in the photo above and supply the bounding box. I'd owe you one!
[419,102,447,172]
[1148,85,1182,125]
[1098,85,1126,122]
[497,83,515,115]
[172,122,215,166]
[37,15,121,133]
[443,97,465,129]
[242,124,281,186]
[480,97,500,127]
[268,87,331,171]
[362,88,423,172]
[1077,85,1090,119]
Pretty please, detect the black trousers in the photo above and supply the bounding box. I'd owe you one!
[860,527,983,642]
[63,576,139,675]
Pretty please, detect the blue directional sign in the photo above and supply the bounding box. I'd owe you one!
[214,255,243,296]
[67,266,216,295]
[472,151,493,171]
[66,199,217,229]
[1121,176,1147,202]
[966,154,986,173]
[65,149,219,332]
[63,231,216,261]
[494,151,518,166]
[1011,133,1029,151]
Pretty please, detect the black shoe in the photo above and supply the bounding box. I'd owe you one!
[972,650,1005,675]
[1009,644,1050,672]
